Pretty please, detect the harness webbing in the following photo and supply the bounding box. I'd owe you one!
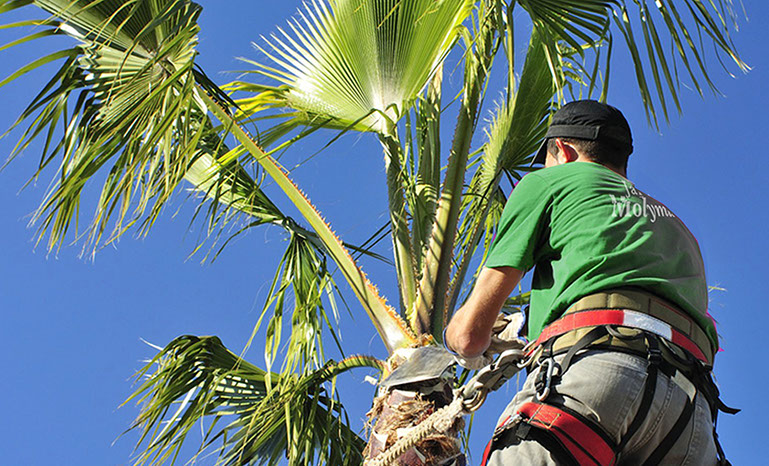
[528,309,710,364]
[616,334,660,456]
[642,393,696,465]
[517,402,617,466]
[484,324,725,466]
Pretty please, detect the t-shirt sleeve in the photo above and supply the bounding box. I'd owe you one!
[485,173,551,272]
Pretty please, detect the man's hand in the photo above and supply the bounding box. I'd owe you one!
[486,312,527,355]
[450,311,526,370]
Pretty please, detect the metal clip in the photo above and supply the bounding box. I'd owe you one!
[459,349,525,412]
[535,357,558,402]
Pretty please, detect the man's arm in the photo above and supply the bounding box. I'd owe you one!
[444,266,524,358]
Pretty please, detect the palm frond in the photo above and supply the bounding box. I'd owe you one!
[126,335,382,465]
[257,226,341,377]
[0,0,208,252]
[1,0,417,353]
[242,0,473,133]
[201,90,418,353]
[518,0,747,124]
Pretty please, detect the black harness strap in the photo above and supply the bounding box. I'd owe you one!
[714,430,732,466]
[641,392,697,466]
[559,325,609,372]
[616,334,660,456]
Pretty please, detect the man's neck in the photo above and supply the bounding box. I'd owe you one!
[574,155,627,178]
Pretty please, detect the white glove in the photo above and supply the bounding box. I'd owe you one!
[445,311,526,370]
[486,312,527,356]
[443,327,492,370]
[453,353,492,370]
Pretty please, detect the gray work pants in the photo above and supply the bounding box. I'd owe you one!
[485,350,718,465]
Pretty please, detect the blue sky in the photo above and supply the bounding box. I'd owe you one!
[0,1,766,465]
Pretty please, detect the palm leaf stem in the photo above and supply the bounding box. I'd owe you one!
[380,125,417,315]
[415,0,500,337]
[411,67,443,268]
[446,170,502,313]
[447,26,556,315]
[199,89,417,354]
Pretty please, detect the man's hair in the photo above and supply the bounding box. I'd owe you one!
[547,137,631,170]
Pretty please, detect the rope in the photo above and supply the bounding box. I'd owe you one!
[367,348,528,465]
[365,396,466,466]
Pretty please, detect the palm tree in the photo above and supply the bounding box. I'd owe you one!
[0,0,745,464]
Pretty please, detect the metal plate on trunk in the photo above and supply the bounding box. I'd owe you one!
[379,346,456,389]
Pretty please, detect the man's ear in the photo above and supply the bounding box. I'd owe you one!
[555,138,579,163]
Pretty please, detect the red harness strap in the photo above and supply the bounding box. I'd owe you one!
[526,309,709,364]
[522,401,616,466]
[480,401,616,466]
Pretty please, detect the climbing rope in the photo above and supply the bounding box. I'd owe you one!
[366,396,466,466]
[366,348,528,466]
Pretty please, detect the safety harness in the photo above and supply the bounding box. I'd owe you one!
[480,290,738,466]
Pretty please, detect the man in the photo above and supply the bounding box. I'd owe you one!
[444,100,734,465]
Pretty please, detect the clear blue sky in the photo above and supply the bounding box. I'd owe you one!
[0,2,766,465]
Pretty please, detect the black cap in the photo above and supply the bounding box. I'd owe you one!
[533,100,633,164]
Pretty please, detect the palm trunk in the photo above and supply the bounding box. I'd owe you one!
[364,378,464,465]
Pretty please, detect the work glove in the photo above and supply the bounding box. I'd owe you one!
[453,352,492,371]
[447,312,526,370]
[486,311,527,356]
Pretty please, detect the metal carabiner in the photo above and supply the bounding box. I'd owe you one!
[535,357,558,402]
[460,384,489,412]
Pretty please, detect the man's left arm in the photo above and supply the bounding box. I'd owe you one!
[444,266,524,358]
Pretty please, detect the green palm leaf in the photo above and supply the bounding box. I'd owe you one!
[1,0,208,251]
[126,335,381,465]
[517,0,747,123]
[245,0,473,133]
[1,0,418,352]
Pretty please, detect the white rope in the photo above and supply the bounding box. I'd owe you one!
[365,395,466,466]
[366,348,527,465]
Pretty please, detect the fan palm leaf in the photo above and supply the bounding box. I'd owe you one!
[0,0,209,251]
[126,335,381,465]
[236,0,474,316]
[247,0,473,133]
[0,0,418,353]
[517,0,747,123]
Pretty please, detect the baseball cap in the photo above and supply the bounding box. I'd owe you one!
[533,100,633,164]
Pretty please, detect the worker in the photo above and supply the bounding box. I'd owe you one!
[444,100,736,465]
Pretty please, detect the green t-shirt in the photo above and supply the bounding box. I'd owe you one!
[485,162,717,349]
